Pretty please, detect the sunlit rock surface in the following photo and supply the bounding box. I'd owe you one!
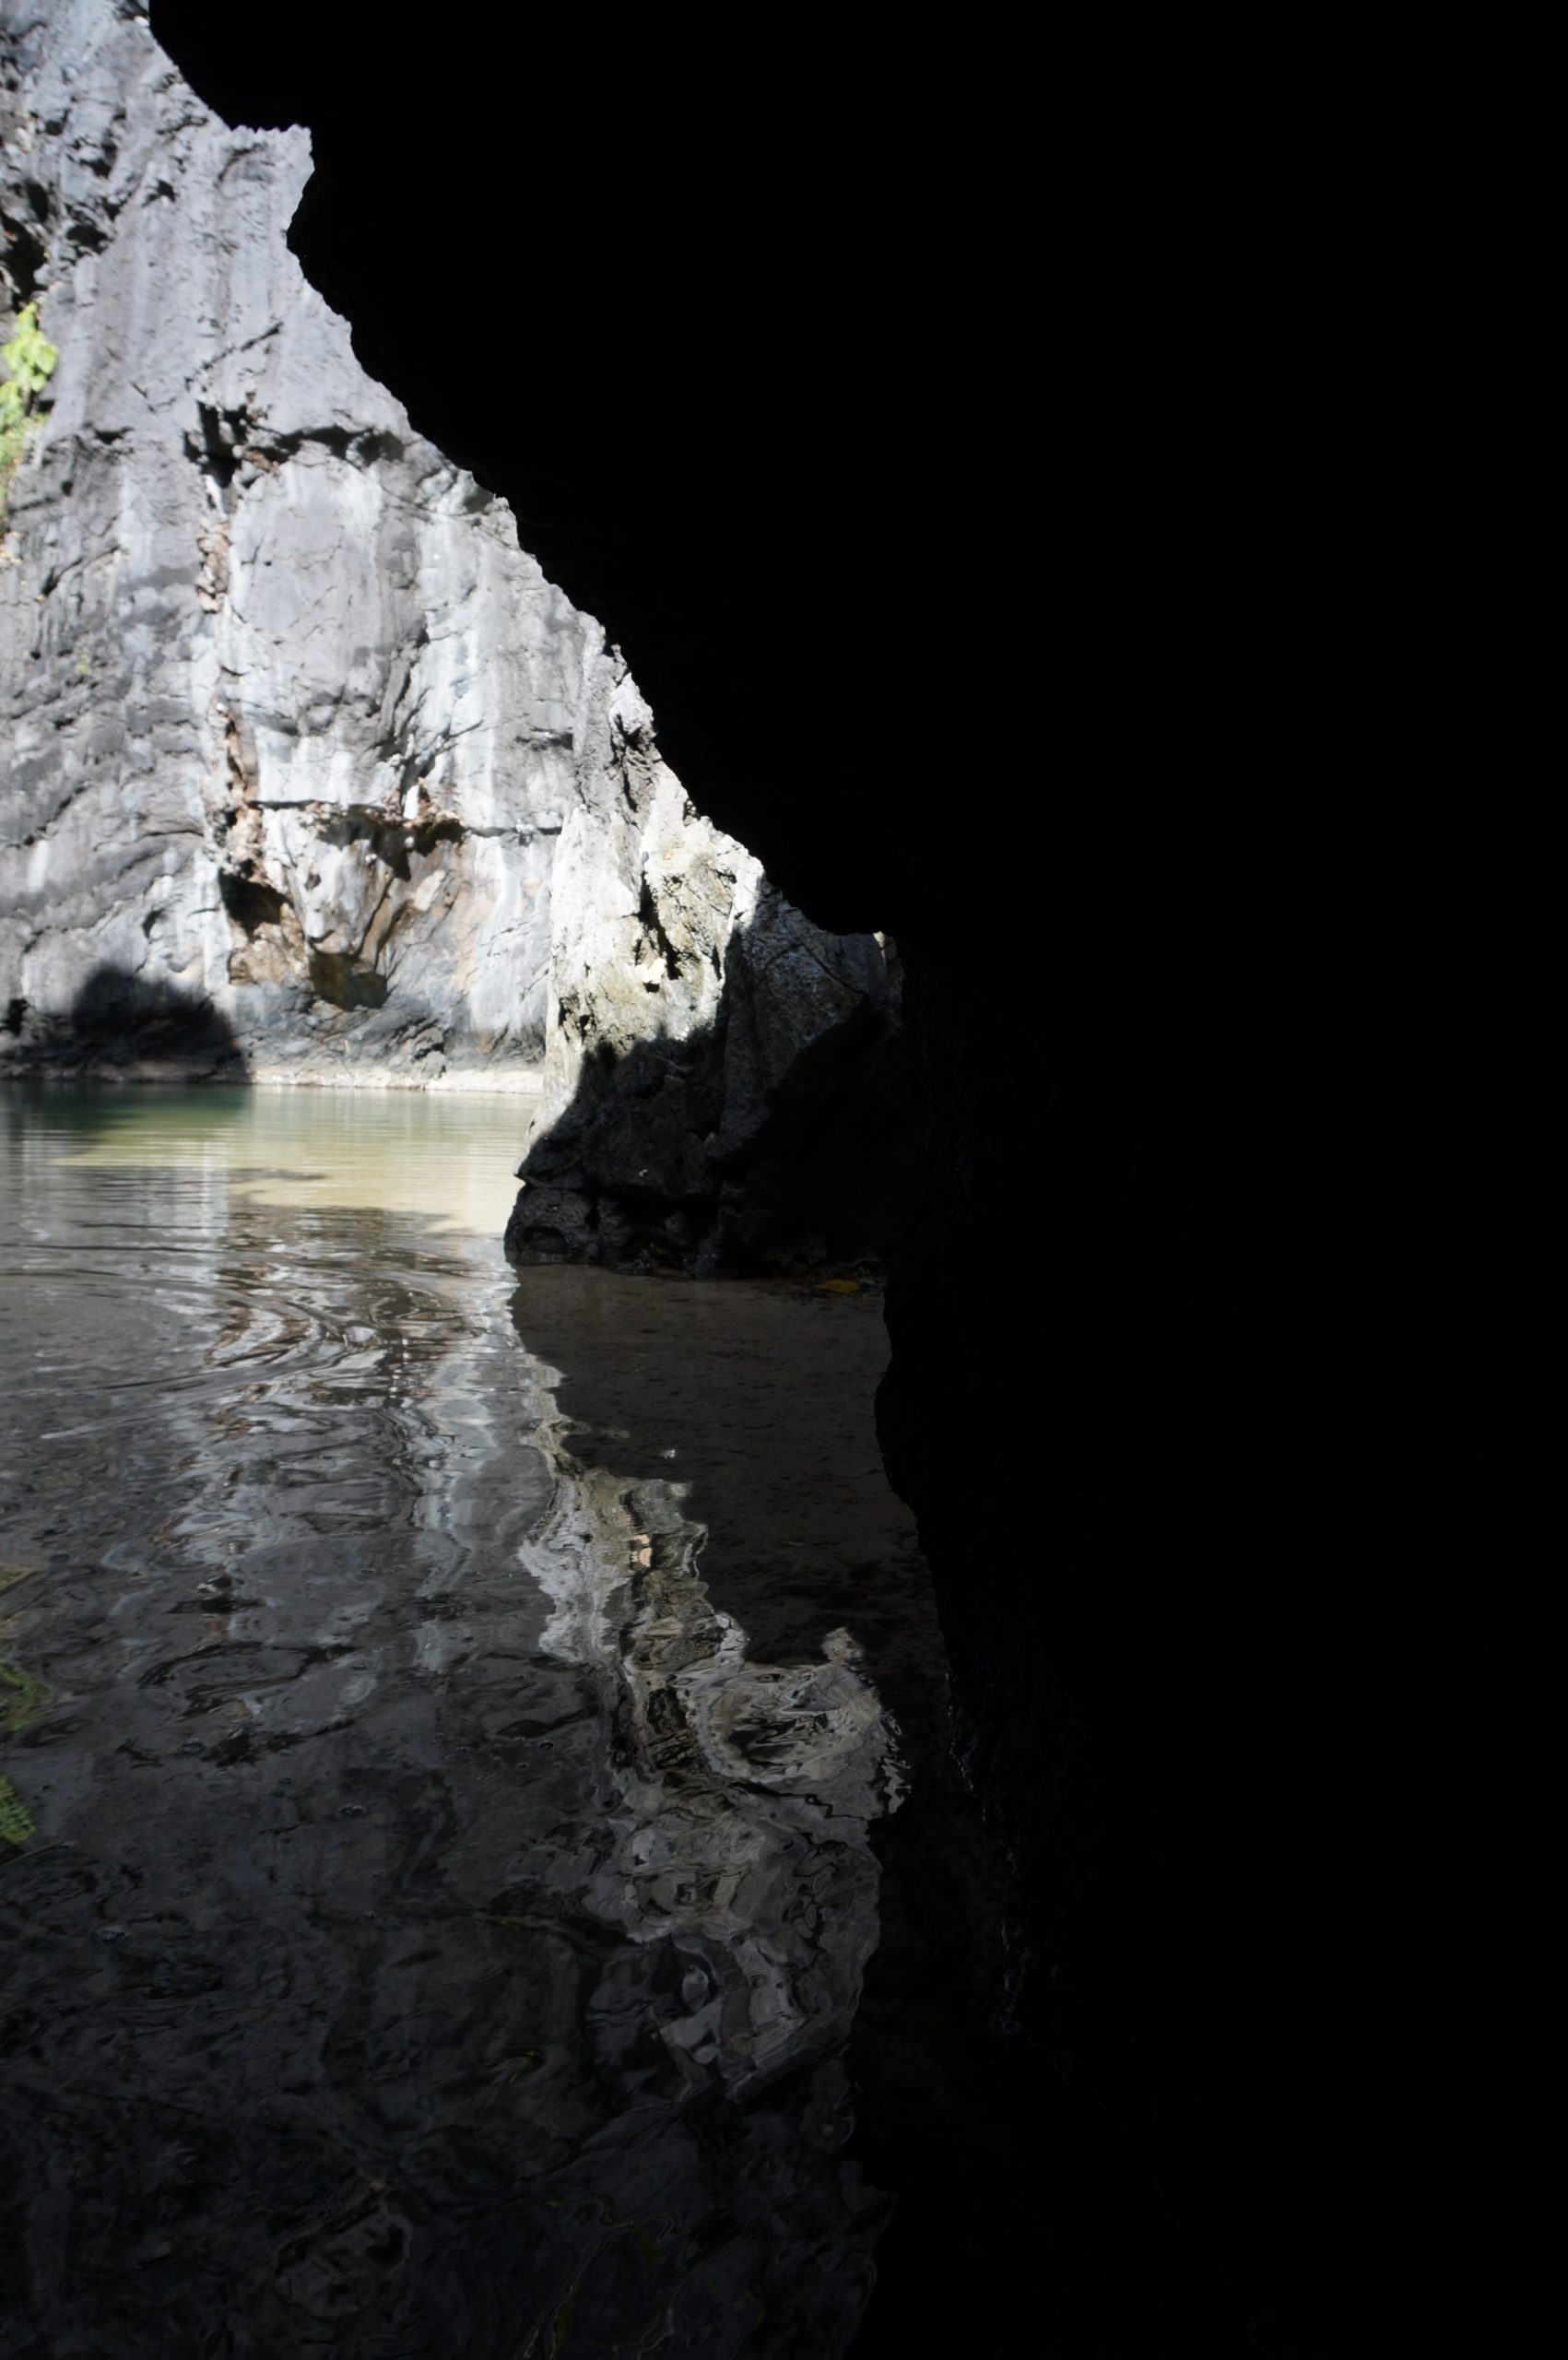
[1,0,906,1286]
[1,0,580,1083]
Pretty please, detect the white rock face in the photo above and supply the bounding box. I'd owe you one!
[1,0,584,1083]
[537,644,764,1135]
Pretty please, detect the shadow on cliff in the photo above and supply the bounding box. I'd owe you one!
[505,917,916,1281]
[1,965,246,1080]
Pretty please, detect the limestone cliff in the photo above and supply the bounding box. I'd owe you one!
[2,0,907,1276]
[1,0,578,1084]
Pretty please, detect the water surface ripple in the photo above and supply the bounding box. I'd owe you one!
[0,1088,932,2357]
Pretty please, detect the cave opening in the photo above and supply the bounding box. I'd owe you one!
[0,3,1549,2354]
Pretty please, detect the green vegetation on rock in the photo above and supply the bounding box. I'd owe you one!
[0,1776,36,1846]
[2,1654,48,1734]
[0,301,58,526]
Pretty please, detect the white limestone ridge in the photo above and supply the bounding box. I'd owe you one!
[0,0,782,1098]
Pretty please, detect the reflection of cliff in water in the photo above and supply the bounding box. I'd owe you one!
[0,1091,932,2357]
[522,1393,901,2105]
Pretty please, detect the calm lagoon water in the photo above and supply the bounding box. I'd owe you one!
[0,1085,937,2357]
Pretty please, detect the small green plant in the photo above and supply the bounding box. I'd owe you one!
[1,1654,48,1734]
[0,1775,35,1846]
[0,301,58,527]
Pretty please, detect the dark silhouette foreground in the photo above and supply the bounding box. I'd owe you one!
[143,12,1554,2350]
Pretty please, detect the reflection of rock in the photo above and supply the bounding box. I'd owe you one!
[520,1413,903,2102]
[4,1095,917,2353]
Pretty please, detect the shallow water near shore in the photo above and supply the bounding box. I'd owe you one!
[0,1085,944,2357]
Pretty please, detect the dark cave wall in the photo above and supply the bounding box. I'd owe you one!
[508,888,911,1280]
[146,9,1552,2349]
